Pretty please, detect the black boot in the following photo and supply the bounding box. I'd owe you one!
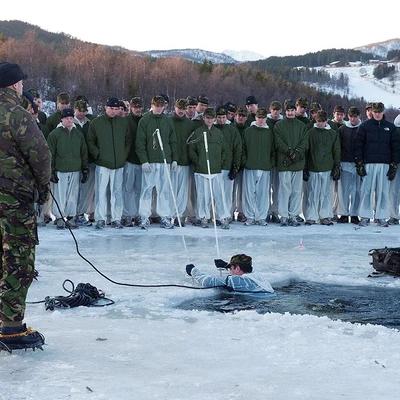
[350,216,360,224]
[0,324,45,352]
[338,215,349,223]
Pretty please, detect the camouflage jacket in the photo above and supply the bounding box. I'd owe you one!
[0,88,51,203]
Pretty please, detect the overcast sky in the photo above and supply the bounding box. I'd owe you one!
[3,0,399,58]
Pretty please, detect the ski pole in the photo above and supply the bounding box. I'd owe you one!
[203,131,221,259]
[155,129,190,260]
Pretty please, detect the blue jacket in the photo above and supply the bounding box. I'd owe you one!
[354,117,400,164]
[191,267,274,294]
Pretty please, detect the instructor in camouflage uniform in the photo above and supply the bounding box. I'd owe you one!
[0,62,51,350]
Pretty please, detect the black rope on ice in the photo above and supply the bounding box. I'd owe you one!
[42,279,115,310]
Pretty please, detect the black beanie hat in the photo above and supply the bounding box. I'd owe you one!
[61,108,75,119]
[0,62,27,88]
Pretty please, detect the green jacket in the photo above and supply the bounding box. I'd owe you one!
[43,110,62,139]
[136,112,177,164]
[87,114,131,169]
[274,118,308,171]
[215,123,242,171]
[0,88,51,203]
[306,124,341,172]
[188,124,225,174]
[233,122,247,139]
[74,117,93,163]
[48,125,88,172]
[296,115,310,125]
[170,114,194,166]
[242,123,274,171]
[126,114,140,164]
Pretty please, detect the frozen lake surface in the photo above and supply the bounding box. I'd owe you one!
[1,222,400,399]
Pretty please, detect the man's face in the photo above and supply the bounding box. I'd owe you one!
[174,106,186,118]
[229,264,244,276]
[334,112,345,122]
[61,116,74,129]
[366,108,373,119]
[204,116,215,128]
[75,109,87,120]
[216,115,227,125]
[119,107,128,117]
[33,97,43,110]
[130,105,143,117]
[186,105,196,119]
[255,116,266,127]
[316,120,327,128]
[296,105,305,115]
[285,109,296,119]
[372,111,384,121]
[246,104,258,114]
[105,106,120,118]
[235,114,247,125]
[348,115,360,126]
[270,108,281,119]
[196,102,208,114]
[13,80,23,96]
[227,111,235,121]
[58,101,70,111]
[152,103,164,115]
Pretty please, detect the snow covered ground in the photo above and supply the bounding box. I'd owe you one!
[313,64,400,108]
[1,223,400,399]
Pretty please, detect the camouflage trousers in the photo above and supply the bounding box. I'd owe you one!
[0,192,37,323]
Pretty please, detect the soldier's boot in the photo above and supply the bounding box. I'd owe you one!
[0,324,45,353]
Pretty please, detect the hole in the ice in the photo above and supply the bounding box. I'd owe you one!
[176,281,400,329]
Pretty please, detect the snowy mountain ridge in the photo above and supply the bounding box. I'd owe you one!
[222,49,265,62]
[354,38,400,58]
[145,48,237,64]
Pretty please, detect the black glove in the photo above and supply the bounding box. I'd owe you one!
[331,164,341,181]
[303,170,310,182]
[186,264,196,276]
[387,163,397,181]
[214,259,229,269]
[355,161,367,177]
[37,189,49,205]
[228,167,238,180]
[81,169,89,184]
[50,171,59,184]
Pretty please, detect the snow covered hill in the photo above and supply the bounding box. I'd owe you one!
[355,38,400,58]
[222,49,265,62]
[311,63,400,107]
[145,48,237,64]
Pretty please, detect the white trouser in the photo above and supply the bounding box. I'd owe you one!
[221,169,234,218]
[194,173,229,220]
[42,182,53,218]
[332,180,339,216]
[268,168,279,215]
[278,170,303,218]
[77,163,95,216]
[358,163,390,220]
[122,162,142,219]
[52,171,80,218]
[186,166,197,219]
[95,165,124,222]
[389,167,400,219]
[171,165,190,217]
[242,169,270,221]
[232,169,243,214]
[337,162,360,216]
[139,163,172,219]
[304,171,332,221]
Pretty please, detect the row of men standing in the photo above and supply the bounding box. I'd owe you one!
[37,92,400,229]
